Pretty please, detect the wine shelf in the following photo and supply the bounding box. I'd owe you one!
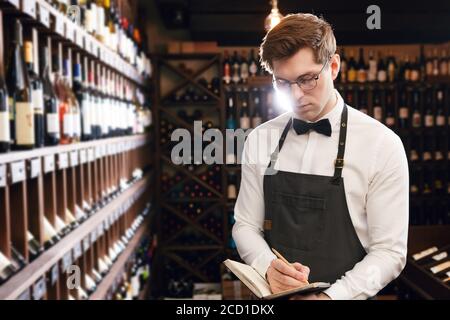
[0,0,146,86]
[0,134,150,165]
[0,174,151,300]
[89,216,150,300]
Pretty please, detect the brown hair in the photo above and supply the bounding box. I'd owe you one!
[260,13,336,74]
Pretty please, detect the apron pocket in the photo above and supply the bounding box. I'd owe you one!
[271,192,327,251]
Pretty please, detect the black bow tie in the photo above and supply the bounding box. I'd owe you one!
[293,118,332,137]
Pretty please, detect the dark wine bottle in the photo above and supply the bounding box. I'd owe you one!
[24,41,44,148]
[6,20,34,150]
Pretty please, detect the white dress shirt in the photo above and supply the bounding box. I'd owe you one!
[232,89,409,300]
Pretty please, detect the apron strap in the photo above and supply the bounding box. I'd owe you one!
[264,118,292,233]
[331,104,348,185]
[266,118,293,169]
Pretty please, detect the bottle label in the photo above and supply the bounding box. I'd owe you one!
[227,185,237,199]
[377,70,387,82]
[425,115,434,127]
[0,111,10,142]
[373,107,383,121]
[32,89,44,115]
[8,97,14,121]
[240,117,250,130]
[410,70,420,82]
[73,113,81,137]
[436,115,445,126]
[399,108,408,119]
[368,61,377,81]
[15,102,35,145]
[240,64,249,82]
[64,113,74,136]
[249,62,258,76]
[348,69,357,82]
[46,113,59,135]
[412,113,421,127]
[82,99,92,135]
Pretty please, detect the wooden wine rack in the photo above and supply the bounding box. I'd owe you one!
[153,54,227,295]
[0,134,153,299]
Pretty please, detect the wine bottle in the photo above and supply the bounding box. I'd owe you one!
[425,49,433,78]
[52,46,72,145]
[347,50,357,82]
[240,50,249,84]
[357,90,368,114]
[231,51,241,84]
[0,44,9,153]
[411,91,421,128]
[249,49,258,78]
[41,47,60,146]
[436,89,446,127]
[372,91,383,122]
[64,58,81,143]
[439,49,448,76]
[24,41,44,148]
[432,48,439,76]
[356,48,367,83]
[387,51,396,83]
[403,55,411,82]
[339,48,347,83]
[7,20,34,150]
[377,52,387,83]
[367,50,377,82]
[424,90,434,128]
[385,92,395,128]
[227,173,237,200]
[74,54,92,141]
[239,89,250,130]
[398,91,408,129]
[222,50,231,84]
[252,91,262,128]
[226,95,236,129]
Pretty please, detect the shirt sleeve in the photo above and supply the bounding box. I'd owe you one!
[324,132,409,300]
[232,134,276,279]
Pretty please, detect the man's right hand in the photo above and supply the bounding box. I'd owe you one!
[266,259,310,294]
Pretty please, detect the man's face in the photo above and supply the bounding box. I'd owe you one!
[272,48,340,122]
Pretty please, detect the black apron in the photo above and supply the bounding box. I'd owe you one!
[263,104,367,284]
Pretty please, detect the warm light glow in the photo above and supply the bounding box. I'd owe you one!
[274,87,293,112]
[265,0,283,31]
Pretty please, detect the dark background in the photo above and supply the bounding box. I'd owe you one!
[152,0,450,46]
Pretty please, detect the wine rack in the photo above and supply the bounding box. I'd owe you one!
[0,134,153,299]
[153,54,227,296]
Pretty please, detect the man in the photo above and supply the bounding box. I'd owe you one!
[232,13,409,300]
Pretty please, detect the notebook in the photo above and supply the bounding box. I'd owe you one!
[223,259,330,300]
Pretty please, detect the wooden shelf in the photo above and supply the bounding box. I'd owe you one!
[0,134,150,165]
[0,0,146,86]
[89,218,149,300]
[0,175,151,300]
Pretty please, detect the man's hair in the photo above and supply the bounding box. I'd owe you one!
[260,13,336,74]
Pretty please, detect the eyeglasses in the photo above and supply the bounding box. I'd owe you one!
[273,58,331,92]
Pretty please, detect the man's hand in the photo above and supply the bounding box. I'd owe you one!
[266,259,310,294]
